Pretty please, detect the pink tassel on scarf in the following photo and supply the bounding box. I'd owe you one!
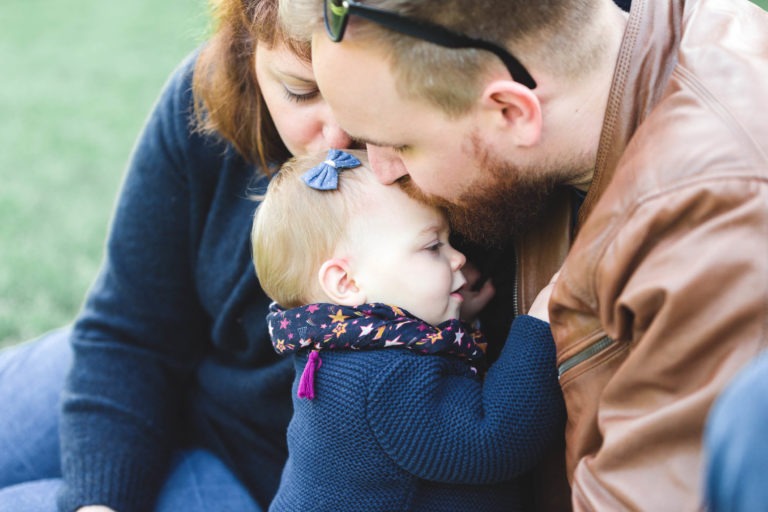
[297,351,322,399]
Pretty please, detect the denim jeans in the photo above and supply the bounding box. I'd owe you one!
[0,330,262,511]
[0,328,71,488]
[704,350,768,512]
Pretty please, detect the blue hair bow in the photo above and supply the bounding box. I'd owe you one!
[302,149,362,190]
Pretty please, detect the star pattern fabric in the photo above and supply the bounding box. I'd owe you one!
[267,302,487,370]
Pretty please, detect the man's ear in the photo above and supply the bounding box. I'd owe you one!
[480,80,542,147]
[318,258,365,306]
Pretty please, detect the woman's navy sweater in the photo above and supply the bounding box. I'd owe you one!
[58,52,292,512]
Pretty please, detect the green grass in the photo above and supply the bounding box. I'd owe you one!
[1,0,766,349]
[0,1,209,347]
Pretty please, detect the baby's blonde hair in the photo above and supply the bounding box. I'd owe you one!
[252,149,377,308]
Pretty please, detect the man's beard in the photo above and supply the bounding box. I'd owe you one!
[399,136,575,248]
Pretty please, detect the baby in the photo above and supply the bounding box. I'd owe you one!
[252,149,563,511]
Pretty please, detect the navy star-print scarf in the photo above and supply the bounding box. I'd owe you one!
[267,302,487,399]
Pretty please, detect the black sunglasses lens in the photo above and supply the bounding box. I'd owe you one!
[325,0,348,41]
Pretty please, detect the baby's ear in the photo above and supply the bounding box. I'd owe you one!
[318,258,365,306]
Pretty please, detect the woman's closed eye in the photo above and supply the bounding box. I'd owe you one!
[283,87,319,103]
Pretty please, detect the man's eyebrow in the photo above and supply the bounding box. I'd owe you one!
[351,135,394,148]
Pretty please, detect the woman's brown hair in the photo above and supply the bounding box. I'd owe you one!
[192,0,311,172]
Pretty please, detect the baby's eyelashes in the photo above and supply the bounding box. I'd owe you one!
[425,241,444,252]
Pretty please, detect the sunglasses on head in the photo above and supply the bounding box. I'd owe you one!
[323,0,537,89]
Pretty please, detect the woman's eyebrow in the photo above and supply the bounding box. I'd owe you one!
[273,67,316,84]
[279,74,315,85]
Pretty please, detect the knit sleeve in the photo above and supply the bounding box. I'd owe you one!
[58,50,210,512]
[366,315,564,484]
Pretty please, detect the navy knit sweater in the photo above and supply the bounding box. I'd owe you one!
[270,315,563,512]
[58,52,293,512]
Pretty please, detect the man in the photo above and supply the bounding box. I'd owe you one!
[282,0,768,509]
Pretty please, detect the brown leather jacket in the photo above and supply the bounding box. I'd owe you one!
[517,0,768,509]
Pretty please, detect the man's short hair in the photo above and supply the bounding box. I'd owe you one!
[282,0,604,115]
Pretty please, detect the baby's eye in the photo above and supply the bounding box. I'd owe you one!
[426,241,444,252]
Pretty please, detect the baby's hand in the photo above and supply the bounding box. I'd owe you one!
[459,261,496,323]
[528,271,560,323]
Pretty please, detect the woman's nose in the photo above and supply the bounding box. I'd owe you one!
[323,123,352,149]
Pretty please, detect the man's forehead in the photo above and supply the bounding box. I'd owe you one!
[312,28,396,91]
[312,35,411,145]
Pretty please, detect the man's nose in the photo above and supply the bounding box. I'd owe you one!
[366,145,408,185]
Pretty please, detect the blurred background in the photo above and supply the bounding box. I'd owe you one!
[1,0,767,349]
[0,0,208,347]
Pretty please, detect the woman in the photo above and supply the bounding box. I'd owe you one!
[0,0,349,510]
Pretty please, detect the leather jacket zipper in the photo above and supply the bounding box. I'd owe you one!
[558,336,615,379]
